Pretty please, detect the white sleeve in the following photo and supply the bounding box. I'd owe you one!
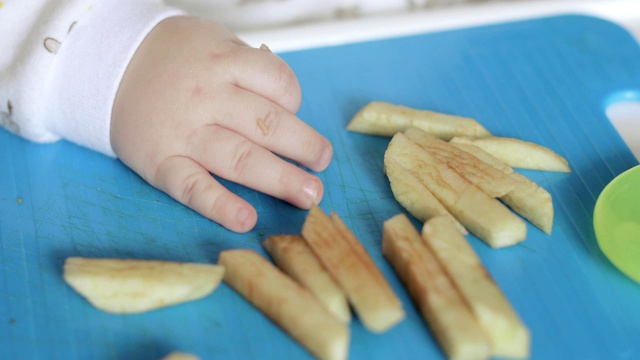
[0,0,410,157]
[0,1,183,157]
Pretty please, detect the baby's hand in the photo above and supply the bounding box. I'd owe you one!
[111,16,332,233]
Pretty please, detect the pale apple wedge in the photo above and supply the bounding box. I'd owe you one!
[262,235,351,324]
[453,185,528,248]
[63,257,224,314]
[422,216,530,358]
[382,214,490,360]
[451,142,554,234]
[500,172,554,234]
[404,127,518,198]
[450,136,571,172]
[346,101,491,140]
[301,205,405,333]
[219,249,349,360]
[384,156,467,234]
[386,133,527,248]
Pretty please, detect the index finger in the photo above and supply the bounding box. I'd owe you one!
[226,44,302,114]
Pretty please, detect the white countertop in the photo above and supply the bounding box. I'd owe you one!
[238,0,640,52]
[238,0,640,160]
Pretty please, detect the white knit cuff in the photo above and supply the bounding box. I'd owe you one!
[43,1,184,157]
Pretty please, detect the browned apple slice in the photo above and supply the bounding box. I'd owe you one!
[403,126,518,198]
[385,133,527,248]
[382,214,489,360]
[422,216,530,358]
[301,205,405,333]
[451,142,554,234]
[219,249,349,360]
[262,234,351,323]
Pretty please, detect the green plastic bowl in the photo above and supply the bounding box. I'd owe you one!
[593,165,640,284]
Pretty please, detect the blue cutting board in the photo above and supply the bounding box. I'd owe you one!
[2,14,639,360]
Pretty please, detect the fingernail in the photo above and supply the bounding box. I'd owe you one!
[303,178,320,205]
[259,43,271,52]
[235,206,252,230]
[317,144,333,171]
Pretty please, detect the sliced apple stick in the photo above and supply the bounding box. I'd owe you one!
[219,249,349,360]
[386,133,464,206]
[386,133,527,248]
[384,156,467,234]
[262,235,351,323]
[329,212,389,285]
[382,214,490,360]
[329,212,412,301]
[451,142,554,234]
[452,185,528,248]
[346,101,491,140]
[449,142,513,173]
[63,257,224,314]
[450,136,571,172]
[301,205,405,333]
[500,172,554,234]
[404,127,518,198]
[422,216,530,358]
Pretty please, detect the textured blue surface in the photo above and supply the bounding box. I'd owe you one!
[2,15,640,360]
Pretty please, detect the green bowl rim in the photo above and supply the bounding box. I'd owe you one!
[593,164,640,282]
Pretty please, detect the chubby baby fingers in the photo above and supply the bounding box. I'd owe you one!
[153,155,258,233]
[188,125,324,210]
[210,86,333,173]
[226,45,302,114]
